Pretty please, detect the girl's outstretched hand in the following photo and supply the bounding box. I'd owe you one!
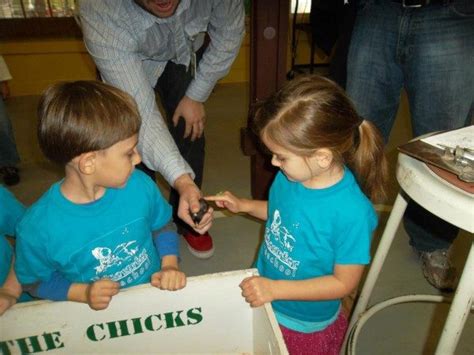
[239,276,275,307]
[205,191,242,214]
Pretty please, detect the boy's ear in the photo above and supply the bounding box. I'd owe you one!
[313,148,333,169]
[77,152,97,175]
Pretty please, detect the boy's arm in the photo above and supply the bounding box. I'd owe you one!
[152,221,180,259]
[24,272,119,311]
[151,222,186,291]
[0,256,22,315]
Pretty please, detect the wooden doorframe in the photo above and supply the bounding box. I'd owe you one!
[242,0,290,199]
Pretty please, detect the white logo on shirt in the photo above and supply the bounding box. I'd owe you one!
[264,210,300,277]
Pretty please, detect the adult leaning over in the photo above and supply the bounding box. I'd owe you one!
[79,0,245,259]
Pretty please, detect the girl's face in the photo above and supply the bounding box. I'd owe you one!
[262,136,321,185]
[95,134,142,188]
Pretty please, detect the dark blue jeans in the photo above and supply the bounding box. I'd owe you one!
[0,98,20,168]
[347,0,474,251]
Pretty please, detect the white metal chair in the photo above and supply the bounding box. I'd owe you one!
[344,152,474,354]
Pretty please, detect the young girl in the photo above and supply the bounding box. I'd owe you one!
[207,75,388,354]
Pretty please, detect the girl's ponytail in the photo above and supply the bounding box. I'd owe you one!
[349,120,388,203]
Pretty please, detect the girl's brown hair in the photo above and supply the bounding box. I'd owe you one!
[37,80,141,165]
[253,75,388,202]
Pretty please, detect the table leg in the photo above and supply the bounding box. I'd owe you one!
[435,241,474,355]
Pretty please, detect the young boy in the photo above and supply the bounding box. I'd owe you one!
[15,81,187,310]
[0,185,25,315]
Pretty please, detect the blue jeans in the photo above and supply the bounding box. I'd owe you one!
[0,98,20,168]
[347,0,474,252]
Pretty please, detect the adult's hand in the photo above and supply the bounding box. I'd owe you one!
[174,174,213,234]
[172,95,205,141]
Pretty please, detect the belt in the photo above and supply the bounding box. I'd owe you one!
[392,0,452,7]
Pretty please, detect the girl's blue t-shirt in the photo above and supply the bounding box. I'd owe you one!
[15,170,172,288]
[256,168,377,325]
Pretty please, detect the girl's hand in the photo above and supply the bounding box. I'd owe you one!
[86,279,120,310]
[239,276,275,307]
[205,191,242,214]
[151,266,186,291]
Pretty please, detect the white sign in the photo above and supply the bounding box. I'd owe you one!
[0,269,288,354]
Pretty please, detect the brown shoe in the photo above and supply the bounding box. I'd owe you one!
[419,249,456,292]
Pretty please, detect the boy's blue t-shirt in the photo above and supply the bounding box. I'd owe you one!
[256,168,377,325]
[15,170,172,288]
[0,186,25,285]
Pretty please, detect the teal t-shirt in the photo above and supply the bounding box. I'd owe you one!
[256,168,377,328]
[0,186,25,285]
[15,170,171,288]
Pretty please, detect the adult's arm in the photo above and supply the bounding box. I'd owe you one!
[79,2,194,186]
[185,0,246,103]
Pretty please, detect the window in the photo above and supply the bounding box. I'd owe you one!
[0,0,80,39]
[291,0,312,14]
[0,0,75,18]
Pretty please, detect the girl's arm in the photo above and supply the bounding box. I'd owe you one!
[240,264,365,307]
[205,191,268,221]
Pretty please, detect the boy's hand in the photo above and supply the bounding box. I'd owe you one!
[86,279,120,310]
[151,266,186,291]
[0,289,18,316]
[205,191,243,214]
[239,276,275,308]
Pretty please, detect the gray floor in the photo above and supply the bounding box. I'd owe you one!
[5,82,473,354]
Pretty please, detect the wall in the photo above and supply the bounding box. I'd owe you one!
[0,18,328,97]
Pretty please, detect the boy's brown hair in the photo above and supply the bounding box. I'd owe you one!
[37,80,141,165]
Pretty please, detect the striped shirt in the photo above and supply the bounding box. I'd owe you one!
[79,0,245,185]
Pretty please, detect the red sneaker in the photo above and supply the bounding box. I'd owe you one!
[182,231,214,259]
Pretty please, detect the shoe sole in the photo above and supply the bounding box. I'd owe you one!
[186,244,215,259]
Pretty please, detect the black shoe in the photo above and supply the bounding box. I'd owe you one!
[0,166,20,186]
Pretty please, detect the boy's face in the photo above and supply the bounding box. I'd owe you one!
[95,135,141,188]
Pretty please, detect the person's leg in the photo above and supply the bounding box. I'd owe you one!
[402,1,474,289]
[279,311,348,355]
[346,0,405,142]
[154,50,213,259]
[0,98,20,186]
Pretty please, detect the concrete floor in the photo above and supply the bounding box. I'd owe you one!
[5,81,473,354]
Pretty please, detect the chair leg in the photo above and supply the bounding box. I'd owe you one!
[435,241,474,355]
[341,193,408,354]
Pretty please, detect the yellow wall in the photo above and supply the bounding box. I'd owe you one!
[0,34,250,97]
[0,19,328,97]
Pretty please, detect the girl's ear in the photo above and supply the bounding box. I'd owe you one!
[77,152,97,175]
[313,148,333,169]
